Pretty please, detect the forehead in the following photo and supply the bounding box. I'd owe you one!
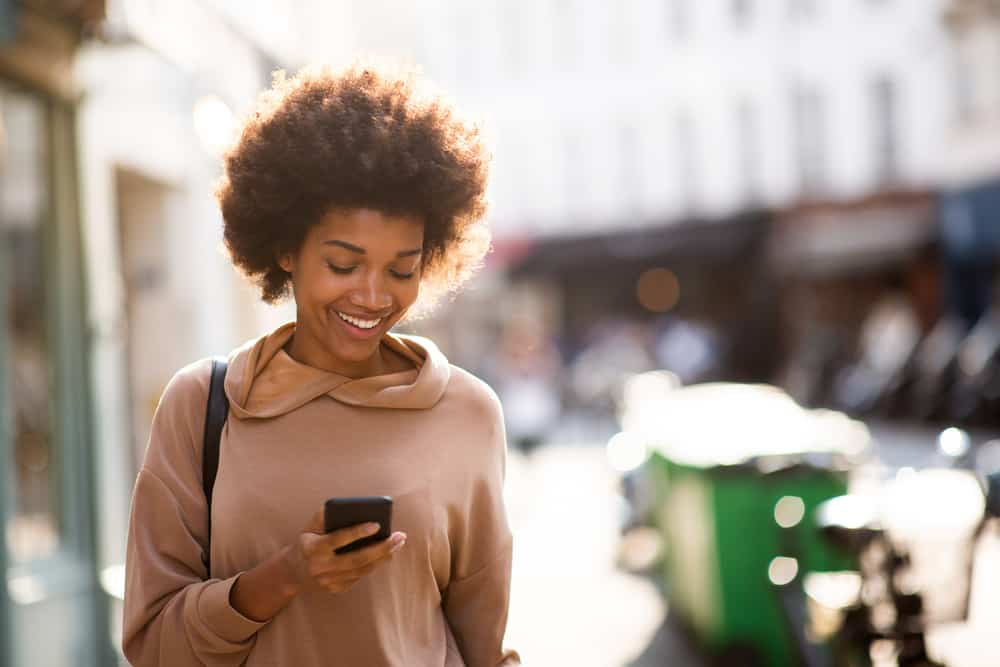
[311,207,425,248]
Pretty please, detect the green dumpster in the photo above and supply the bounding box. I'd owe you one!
[625,383,870,666]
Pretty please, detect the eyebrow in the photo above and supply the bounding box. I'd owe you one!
[323,240,423,257]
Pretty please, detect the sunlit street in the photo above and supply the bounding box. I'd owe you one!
[505,442,670,667]
[7,1,1000,665]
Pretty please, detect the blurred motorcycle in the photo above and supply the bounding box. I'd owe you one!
[948,307,1000,427]
[774,429,1000,667]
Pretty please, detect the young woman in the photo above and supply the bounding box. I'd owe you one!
[122,64,520,666]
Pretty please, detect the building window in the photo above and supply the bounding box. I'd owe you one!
[676,110,698,213]
[1,84,62,562]
[502,2,525,78]
[792,83,826,195]
[553,0,576,70]
[454,7,481,87]
[610,2,632,65]
[953,27,1000,125]
[737,98,760,203]
[955,57,975,124]
[732,0,752,25]
[563,132,586,217]
[789,0,816,19]
[872,75,899,185]
[619,123,641,216]
[669,0,688,41]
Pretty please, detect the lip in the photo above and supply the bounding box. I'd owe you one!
[330,308,388,340]
[336,310,389,320]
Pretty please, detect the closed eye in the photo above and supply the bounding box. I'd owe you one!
[327,263,356,275]
[327,262,416,280]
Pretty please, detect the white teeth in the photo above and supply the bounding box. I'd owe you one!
[336,311,382,330]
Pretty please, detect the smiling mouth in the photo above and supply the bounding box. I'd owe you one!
[334,310,384,330]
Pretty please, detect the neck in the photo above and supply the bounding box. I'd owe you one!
[283,329,391,379]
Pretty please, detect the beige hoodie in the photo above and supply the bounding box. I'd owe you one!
[122,322,520,666]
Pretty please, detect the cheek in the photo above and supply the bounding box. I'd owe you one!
[299,268,345,302]
[398,279,420,307]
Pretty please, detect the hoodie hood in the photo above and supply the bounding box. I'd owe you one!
[224,322,451,419]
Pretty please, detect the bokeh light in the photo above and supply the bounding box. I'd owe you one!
[768,556,799,586]
[635,268,680,313]
[774,495,806,529]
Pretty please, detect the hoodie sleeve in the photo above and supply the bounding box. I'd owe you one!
[442,382,521,667]
[122,360,269,666]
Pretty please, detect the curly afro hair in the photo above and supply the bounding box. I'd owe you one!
[216,63,492,313]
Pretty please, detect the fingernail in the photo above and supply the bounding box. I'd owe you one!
[367,522,380,534]
[391,534,406,549]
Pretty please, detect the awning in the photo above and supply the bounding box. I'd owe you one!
[507,211,766,278]
[940,177,1000,261]
[769,191,936,277]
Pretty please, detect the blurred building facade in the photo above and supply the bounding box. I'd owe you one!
[774,0,1000,423]
[0,3,116,666]
[302,0,954,236]
[303,1,959,413]
[942,0,1000,186]
[939,0,1000,316]
[1,1,306,665]
[74,0,307,661]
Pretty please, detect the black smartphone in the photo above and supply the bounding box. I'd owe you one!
[323,496,393,554]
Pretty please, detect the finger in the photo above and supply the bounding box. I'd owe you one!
[317,573,344,589]
[327,576,362,593]
[300,531,330,558]
[340,532,406,570]
[308,534,399,579]
[316,547,399,591]
[304,510,325,535]
[325,522,383,551]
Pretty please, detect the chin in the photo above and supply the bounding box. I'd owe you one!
[339,339,380,358]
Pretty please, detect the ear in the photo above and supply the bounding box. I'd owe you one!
[277,251,294,274]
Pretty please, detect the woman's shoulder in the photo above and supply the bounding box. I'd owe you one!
[158,358,215,412]
[149,356,233,441]
[139,358,218,478]
[444,364,503,421]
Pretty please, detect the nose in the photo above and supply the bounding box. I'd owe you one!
[348,272,392,313]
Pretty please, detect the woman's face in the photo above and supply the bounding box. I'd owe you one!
[279,207,424,377]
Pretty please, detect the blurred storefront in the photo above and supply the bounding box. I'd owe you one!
[939,180,1000,326]
[501,211,779,418]
[0,2,116,666]
[769,191,941,410]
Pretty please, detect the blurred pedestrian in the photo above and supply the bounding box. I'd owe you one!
[122,63,519,666]
[491,321,562,454]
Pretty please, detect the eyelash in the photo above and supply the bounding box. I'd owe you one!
[326,263,416,280]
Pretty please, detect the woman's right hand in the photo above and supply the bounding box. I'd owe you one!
[280,511,407,595]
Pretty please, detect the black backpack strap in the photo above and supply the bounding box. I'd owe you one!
[202,357,229,574]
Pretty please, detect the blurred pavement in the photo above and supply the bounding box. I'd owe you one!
[503,442,700,667]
